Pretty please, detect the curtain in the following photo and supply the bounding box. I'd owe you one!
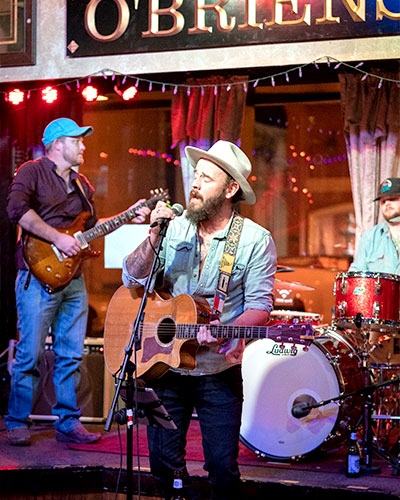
[339,71,400,249]
[171,76,248,204]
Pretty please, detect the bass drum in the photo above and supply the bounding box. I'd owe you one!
[240,327,364,460]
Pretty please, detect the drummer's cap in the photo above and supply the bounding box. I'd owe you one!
[374,178,400,201]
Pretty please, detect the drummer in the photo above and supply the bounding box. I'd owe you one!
[349,178,400,275]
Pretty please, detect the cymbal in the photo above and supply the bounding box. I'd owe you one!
[274,279,315,292]
[276,265,295,273]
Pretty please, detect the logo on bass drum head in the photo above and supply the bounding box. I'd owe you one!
[266,343,298,356]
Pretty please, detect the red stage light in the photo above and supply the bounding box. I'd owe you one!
[42,86,58,103]
[8,89,25,105]
[121,86,138,101]
[82,85,98,102]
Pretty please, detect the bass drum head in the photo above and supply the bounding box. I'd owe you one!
[240,337,343,460]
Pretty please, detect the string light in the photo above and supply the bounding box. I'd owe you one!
[128,147,181,167]
[8,88,25,105]
[121,86,138,101]
[2,56,399,105]
[82,85,98,102]
[41,86,58,104]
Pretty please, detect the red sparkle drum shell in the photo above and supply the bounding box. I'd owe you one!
[268,310,322,326]
[333,272,400,330]
[239,327,364,460]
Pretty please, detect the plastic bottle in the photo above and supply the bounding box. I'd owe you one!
[346,431,361,478]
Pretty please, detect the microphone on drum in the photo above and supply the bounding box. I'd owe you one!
[291,402,312,418]
[291,395,319,419]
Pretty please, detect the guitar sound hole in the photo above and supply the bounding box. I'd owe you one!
[157,317,176,345]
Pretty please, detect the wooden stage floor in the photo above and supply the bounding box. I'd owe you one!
[1,417,400,499]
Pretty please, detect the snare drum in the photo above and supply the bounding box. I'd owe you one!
[240,327,364,460]
[269,310,322,326]
[333,272,400,331]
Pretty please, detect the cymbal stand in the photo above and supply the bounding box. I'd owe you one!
[352,313,381,473]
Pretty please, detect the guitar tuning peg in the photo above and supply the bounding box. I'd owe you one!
[150,189,154,195]
[279,343,285,350]
[303,346,309,352]
[291,344,297,351]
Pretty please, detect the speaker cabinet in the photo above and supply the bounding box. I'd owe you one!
[31,337,106,422]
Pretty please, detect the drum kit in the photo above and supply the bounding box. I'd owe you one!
[240,269,400,474]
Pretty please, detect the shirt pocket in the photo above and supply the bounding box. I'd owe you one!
[228,263,245,290]
[165,240,194,278]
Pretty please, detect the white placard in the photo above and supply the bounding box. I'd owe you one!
[104,224,150,269]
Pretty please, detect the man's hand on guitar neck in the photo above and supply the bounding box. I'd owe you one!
[197,321,245,363]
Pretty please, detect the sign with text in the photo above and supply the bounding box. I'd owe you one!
[66,0,400,57]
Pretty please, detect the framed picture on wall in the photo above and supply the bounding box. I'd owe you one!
[0,0,36,66]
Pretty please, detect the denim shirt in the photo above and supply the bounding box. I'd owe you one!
[122,211,277,375]
[349,221,400,275]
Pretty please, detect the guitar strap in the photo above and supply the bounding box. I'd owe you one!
[211,212,244,319]
[72,177,94,216]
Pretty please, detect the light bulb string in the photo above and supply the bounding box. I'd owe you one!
[2,56,399,100]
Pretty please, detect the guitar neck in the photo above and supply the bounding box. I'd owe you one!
[176,323,311,342]
[82,204,143,243]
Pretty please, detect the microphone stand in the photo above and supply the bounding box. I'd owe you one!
[104,219,170,500]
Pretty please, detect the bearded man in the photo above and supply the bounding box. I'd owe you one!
[122,140,277,500]
[350,178,400,274]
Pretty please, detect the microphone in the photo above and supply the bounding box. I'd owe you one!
[291,402,312,419]
[291,394,317,418]
[150,203,184,228]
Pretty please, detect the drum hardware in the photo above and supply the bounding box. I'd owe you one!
[340,276,348,295]
[337,302,347,318]
[373,302,380,319]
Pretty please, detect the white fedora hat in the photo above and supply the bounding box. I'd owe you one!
[185,140,256,205]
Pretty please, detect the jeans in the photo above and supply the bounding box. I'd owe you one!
[6,270,88,433]
[147,366,243,500]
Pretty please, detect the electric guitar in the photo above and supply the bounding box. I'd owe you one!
[22,189,168,291]
[103,286,315,381]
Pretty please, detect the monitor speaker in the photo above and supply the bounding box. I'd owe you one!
[31,337,106,422]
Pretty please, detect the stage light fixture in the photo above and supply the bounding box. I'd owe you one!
[82,85,98,102]
[42,86,58,103]
[8,88,25,105]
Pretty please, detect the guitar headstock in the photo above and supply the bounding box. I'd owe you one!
[147,188,170,208]
[268,322,315,350]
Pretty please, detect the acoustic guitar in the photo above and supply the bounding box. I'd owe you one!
[103,286,315,381]
[22,189,168,291]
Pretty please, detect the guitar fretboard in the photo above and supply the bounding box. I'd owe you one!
[83,206,141,243]
[175,323,312,342]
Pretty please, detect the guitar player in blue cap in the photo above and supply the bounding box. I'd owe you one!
[6,117,149,446]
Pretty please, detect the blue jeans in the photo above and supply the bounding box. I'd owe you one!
[147,366,243,500]
[6,270,88,433]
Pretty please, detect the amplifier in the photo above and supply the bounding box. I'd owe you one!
[31,337,107,423]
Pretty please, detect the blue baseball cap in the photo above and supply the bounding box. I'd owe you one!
[42,118,93,146]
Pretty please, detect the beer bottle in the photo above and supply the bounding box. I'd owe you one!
[171,469,186,500]
[346,431,361,478]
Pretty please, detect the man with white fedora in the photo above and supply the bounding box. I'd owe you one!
[122,140,277,499]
